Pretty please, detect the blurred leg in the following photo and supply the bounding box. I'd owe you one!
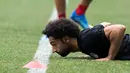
[76,0,92,15]
[54,0,66,18]
[70,0,93,29]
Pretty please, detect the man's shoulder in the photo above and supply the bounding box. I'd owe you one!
[80,24,104,35]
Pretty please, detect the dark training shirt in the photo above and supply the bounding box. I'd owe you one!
[78,25,130,60]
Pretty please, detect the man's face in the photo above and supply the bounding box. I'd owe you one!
[49,36,72,57]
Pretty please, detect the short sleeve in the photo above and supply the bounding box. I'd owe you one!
[93,24,104,29]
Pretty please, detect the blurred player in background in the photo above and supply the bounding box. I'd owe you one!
[54,0,92,29]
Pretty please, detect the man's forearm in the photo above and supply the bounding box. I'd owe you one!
[107,38,122,59]
[107,26,126,59]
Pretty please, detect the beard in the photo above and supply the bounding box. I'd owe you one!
[58,51,70,57]
[57,45,72,57]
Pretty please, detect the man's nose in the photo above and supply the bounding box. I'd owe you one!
[52,47,56,53]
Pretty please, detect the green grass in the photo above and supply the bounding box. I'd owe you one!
[0,0,130,73]
[0,0,53,73]
[47,53,130,73]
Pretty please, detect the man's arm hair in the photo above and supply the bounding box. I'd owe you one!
[104,24,126,59]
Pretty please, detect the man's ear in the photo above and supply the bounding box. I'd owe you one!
[62,36,70,43]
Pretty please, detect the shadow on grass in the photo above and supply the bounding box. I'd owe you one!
[62,56,93,60]
[51,56,94,60]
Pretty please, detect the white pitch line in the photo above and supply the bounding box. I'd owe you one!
[27,36,52,73]
[49,6,58,21]
[27,0,69,73]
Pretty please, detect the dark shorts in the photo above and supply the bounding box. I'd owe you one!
[115,34,130,60]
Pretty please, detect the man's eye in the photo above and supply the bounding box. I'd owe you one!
[52,44,56,46]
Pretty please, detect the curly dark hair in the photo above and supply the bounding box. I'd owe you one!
[42,18,80,39]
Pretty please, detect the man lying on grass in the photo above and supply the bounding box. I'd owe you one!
[43,18,130,61]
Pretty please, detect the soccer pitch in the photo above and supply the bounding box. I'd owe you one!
[0,0,130,73]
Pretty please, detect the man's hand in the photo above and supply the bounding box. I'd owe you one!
[96,57,111,61]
